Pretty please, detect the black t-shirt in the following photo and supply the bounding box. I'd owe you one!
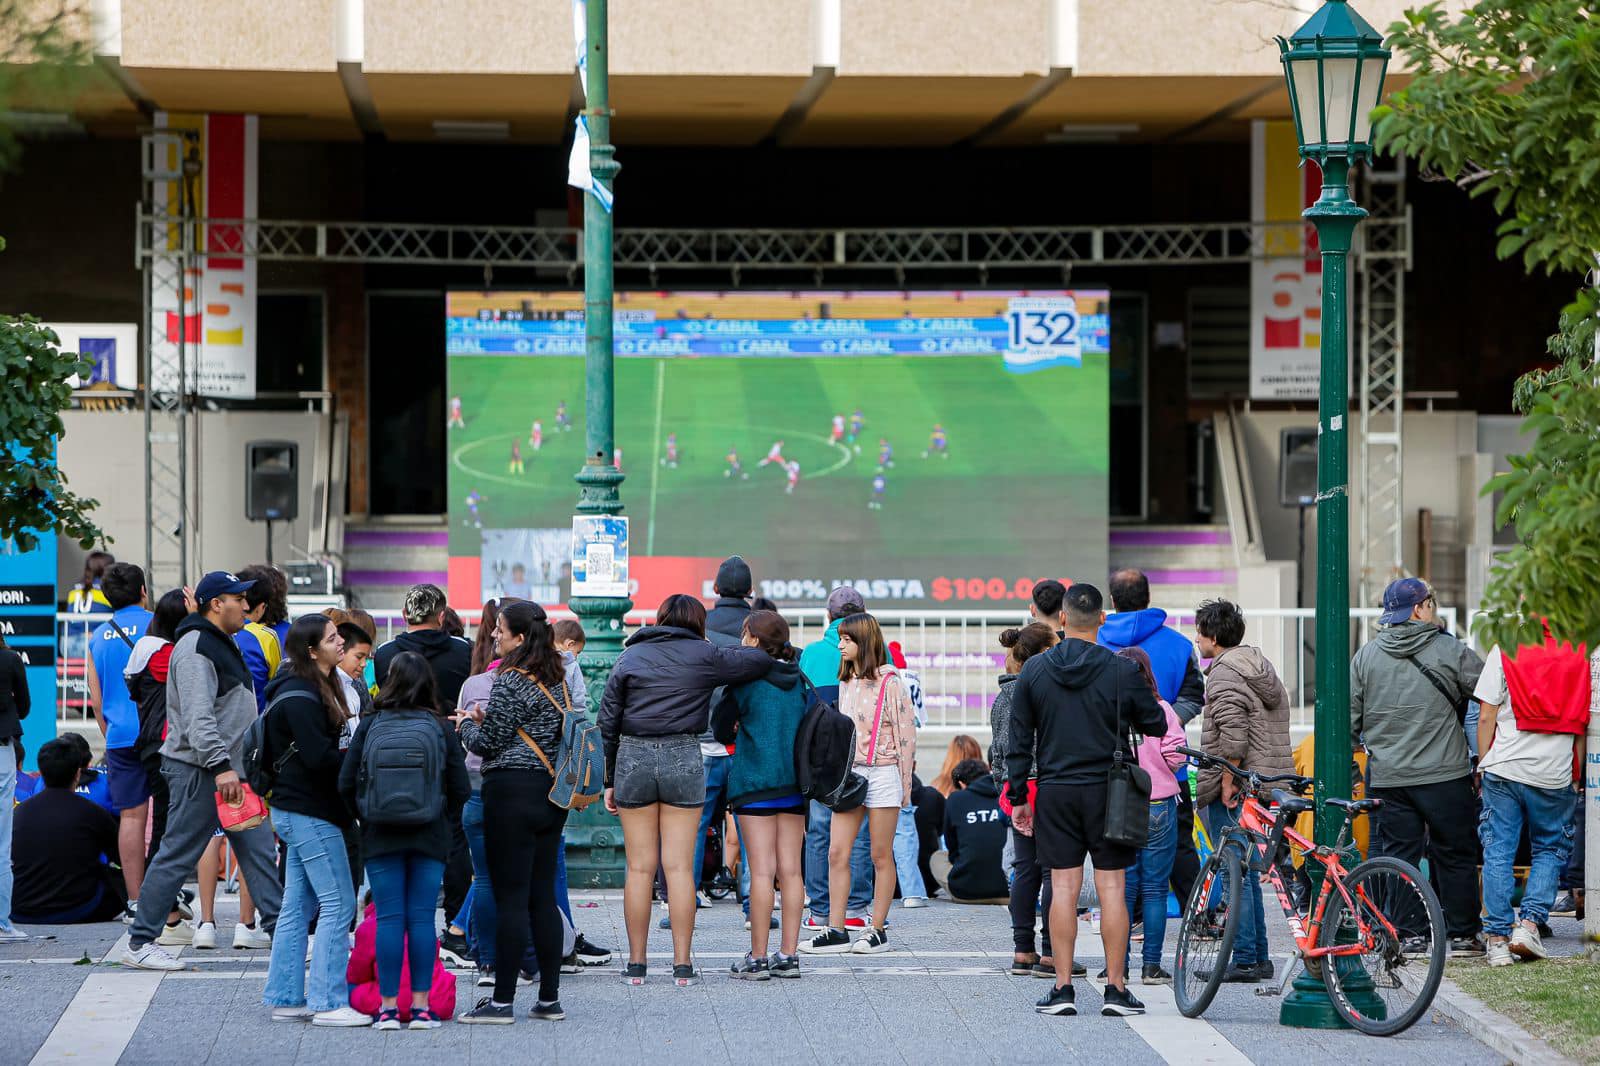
[12,789,118,917]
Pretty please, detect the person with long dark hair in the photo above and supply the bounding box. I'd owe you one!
[262,614,368,1026]
[340,652,469,1029]
[598,594,772,987]
[710,610,809,978]
[454,601,573,1022]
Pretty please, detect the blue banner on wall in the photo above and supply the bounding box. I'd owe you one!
[0,532,59,770]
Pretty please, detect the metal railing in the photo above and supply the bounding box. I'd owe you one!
[55,605,1464,733]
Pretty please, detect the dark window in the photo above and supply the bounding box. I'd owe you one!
[368,292,446,515]
[257,292,325,393]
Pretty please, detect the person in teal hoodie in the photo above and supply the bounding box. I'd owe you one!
[798,587,874,924]
[712,610,809,979]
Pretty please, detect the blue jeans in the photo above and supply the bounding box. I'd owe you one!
[1479,773,1577,938]
[0,745,15,931]
[1205,799,1267,968]
[804,799,873,915]
[366,851,446,999]
[693,754,731,891]
[462,792,542,974]
[895,805,927,900]
[1125,797,1178,969]
[264,809,354,1012]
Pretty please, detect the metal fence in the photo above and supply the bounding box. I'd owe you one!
[55,605,1463,733]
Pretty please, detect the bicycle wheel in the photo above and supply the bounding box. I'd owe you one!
[1174,844,1242,1018]
[1319,855,1446,1037]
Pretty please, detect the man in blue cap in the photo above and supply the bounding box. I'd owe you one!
[122,571,284,971]
[1349,576,1486,957]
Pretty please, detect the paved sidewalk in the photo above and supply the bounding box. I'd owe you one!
[1,885,1554,1066]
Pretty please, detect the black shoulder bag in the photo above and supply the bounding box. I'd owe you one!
[1103,666,1153,848]
[1406,635,1470,724]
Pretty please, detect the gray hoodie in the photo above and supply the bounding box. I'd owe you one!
[162,614,260,774]
[1350,620,1483,788]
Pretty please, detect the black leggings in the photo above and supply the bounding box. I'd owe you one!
[1171,785,1199,907]
[1009,828,1053,956]
[482,769,569,1005]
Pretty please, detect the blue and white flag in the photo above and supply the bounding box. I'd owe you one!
[567,0,613,212]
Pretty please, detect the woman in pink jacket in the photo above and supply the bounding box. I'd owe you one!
[347,901,457,1022]
[1114,646,1188,986]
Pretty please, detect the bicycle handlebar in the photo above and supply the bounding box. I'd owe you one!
[1176,746,1313,793]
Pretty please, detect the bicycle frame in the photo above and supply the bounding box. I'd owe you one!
[1217,794,1396,961]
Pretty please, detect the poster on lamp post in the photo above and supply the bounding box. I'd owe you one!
[1250,120,1322,400]
[570,516,629,598]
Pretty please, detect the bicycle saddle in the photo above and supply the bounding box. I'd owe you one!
[1270,788,1314,816]
[1325,797,1382,814]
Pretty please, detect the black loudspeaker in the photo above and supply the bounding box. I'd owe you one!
[245,440,298,521]
[1279,427,1318,507]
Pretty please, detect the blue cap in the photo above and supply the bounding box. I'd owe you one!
[1379,577,1431,626]
[195,570,255,606]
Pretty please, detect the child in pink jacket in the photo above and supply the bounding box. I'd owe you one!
[1114,647,1189,984]
[347,901,457,1022]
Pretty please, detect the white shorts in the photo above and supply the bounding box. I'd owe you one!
[861,764,903,809]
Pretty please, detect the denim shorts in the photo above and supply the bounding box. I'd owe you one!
[614,734,704,809]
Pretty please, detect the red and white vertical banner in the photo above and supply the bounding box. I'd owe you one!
[151,112,258,399]
[1250,120,1321,400]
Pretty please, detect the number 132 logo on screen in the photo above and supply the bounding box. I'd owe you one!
[1003,296,1082,374]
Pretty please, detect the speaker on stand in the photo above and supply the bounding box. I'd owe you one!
[245,440,299,565]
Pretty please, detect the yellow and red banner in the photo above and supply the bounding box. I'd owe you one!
[1250,120,1322,400]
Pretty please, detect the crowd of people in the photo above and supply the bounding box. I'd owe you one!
[0,553,1594,1027]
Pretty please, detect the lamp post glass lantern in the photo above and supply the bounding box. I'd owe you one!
[1273,0,1389,1029]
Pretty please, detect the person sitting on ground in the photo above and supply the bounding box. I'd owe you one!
[931,735,984,798]
[10,738,126,924]
[348,896,457,1023]
[931,759,1009,904]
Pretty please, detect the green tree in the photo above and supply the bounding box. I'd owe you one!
[1374,0,1600,650]
[0,1,105,550]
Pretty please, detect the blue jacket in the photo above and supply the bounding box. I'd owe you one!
[711,659,807,808]
[1097,608,1205,723]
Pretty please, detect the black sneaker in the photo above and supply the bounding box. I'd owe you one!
[458,998,515,1025]
[1035,984,1077,1016]
[673,963,699,987]
[1141,964,1172,985]
[1211,963,1264,983]
[1095,968,1108,980]
[622,963,647,986]
[438,929,472,969]
[1071,960,1087,977]
[1102,984,1147,1016]
[730,953,770,981]
[1032,960,1055,979]
[573,933,612,966]
[770,952,801,979]
[1253,959,1275,981]
[529,999,566,1021]
[1450,935,1487,958]
[1012,954,1039,976]
[799,927,852,955]
[560,952,581,974]
[851,927,890,954]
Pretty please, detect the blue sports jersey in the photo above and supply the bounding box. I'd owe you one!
[88,606,152,750]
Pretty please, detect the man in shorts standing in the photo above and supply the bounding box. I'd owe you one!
[1008,583,1166,1018]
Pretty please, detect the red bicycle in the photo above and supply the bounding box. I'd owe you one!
[1173,748,1445,1037]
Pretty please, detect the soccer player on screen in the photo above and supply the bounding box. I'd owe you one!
[448,395,465,428]
[848,408,865,450]
[923,423,948,459]
[556,400,572,431]
[661,432,680,469]
[785,460,801,496]
[759,440,786,468]
[464,489,485,528]
[509,439,525,475]
[877,437,894,472]
[613,448,623,472]
[530,419,544,450]
[830,414,845,445]
[724,448,747,479]
[869,473,886,510]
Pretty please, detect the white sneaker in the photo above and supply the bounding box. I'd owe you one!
[311,1006,373,1028]
[696,891,712,909]
[192,922,217,950]
[1486,937,1514,967]
[155,920,194,946]
[234,924,272,950]
[1510,922,1548,961]
[0,925,29,943]
[271,1006,314,1022]
[121,900,139,925]
[901,897,929,909]
[122,943,185,971]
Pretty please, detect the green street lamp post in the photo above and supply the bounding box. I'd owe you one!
[567,0,630,888]
[1272,0,1390,1029]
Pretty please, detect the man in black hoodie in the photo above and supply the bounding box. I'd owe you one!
[1008,582,1166,1019]
[373,583,473,711]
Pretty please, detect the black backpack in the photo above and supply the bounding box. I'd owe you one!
[356,713,449,827]
[793,677,867,813]
[242,690,303,796]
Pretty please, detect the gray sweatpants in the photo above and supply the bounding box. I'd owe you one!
[128,758,282,949]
